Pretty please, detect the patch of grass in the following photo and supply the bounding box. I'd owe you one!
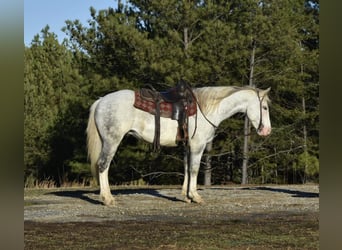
[24,178,92,189]
[24,212,318,250]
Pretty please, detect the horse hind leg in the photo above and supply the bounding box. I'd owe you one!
[97,140,121,206]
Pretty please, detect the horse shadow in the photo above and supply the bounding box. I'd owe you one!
[207,186,319,198]
[49,189,102,205]
[49,188,183,205]
[242,186,319,198]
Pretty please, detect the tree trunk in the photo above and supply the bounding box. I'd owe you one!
[241,40,256,185]
[302,96,308,184]
[300,62,308,184]
[204,141,213,186]
[183,27,189,58]
[242,116,250,184]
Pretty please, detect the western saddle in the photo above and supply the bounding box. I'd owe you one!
[134,80,197,150]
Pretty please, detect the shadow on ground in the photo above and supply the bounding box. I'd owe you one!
[49,188,183,205]
[244,186,319,198]
[207,186,319,198]
[49,185,318,206]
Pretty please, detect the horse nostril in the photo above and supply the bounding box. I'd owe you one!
[258,124,264,132]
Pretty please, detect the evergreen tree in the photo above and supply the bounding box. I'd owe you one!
[24,1,319,186]
[25,26,92,185]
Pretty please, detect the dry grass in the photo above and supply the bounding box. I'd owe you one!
[24,176,93,189]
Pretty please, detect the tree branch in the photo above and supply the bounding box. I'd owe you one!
[248,145,305,169]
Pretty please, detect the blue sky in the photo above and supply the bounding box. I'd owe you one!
[24,0,121,45]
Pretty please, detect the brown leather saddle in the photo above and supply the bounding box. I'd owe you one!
[134,80,197,150]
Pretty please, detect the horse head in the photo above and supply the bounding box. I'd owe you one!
[247,87,272,136]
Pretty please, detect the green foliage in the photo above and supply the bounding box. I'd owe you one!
[24,1,319,185]
[294,152,319,182]
[24,26,91,185]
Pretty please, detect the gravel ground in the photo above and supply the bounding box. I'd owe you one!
[24,184,319,223]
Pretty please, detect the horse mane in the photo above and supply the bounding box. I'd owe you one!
[193,86,267,115]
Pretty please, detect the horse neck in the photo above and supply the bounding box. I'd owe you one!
[213,89,255,125]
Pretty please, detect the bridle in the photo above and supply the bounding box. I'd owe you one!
[191,86,267,136]
[256,90,266,133]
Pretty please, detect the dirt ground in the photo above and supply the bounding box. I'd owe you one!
[24,184,319,249]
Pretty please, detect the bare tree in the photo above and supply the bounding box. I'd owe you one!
[242,40,256,184]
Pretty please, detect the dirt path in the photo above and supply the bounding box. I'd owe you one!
[24,185,319,249]
[25,185,318,223]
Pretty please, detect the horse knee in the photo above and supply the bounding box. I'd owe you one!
[190,167,199,177]
[97,147,115,173]
[97,155,111,173]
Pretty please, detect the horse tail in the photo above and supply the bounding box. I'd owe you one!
[86,99,101,186]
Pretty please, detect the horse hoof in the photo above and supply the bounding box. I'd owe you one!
[181,190,187,197]
[103,200,116,206]
[192,197,205,204]
[101,196,116,206]
[184,197,192,203]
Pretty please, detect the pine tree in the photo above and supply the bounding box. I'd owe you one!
[25,26,92,185]
[24,1,319,185]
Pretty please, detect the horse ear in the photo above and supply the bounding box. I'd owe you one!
[263,87,271,95]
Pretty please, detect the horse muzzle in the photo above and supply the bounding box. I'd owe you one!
[257,125,271,136]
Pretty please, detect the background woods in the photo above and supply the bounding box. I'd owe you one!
[24,0,319,187]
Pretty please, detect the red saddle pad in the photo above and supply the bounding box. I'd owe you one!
[133,91,196,118]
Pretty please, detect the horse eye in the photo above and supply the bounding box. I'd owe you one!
[263,106,268,111]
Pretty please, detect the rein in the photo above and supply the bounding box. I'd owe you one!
[194,97,218,132]
[184,85,218,139]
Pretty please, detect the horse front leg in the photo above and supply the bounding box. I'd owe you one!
[182,146,205,203]
[187,162,204,204]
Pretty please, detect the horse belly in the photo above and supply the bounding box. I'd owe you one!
[131,110,178,147]
[159,118,179,146]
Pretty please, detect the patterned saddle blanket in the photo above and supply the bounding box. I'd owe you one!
[133,89,197,118]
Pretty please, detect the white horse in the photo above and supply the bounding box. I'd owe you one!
[87,86,271,206]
